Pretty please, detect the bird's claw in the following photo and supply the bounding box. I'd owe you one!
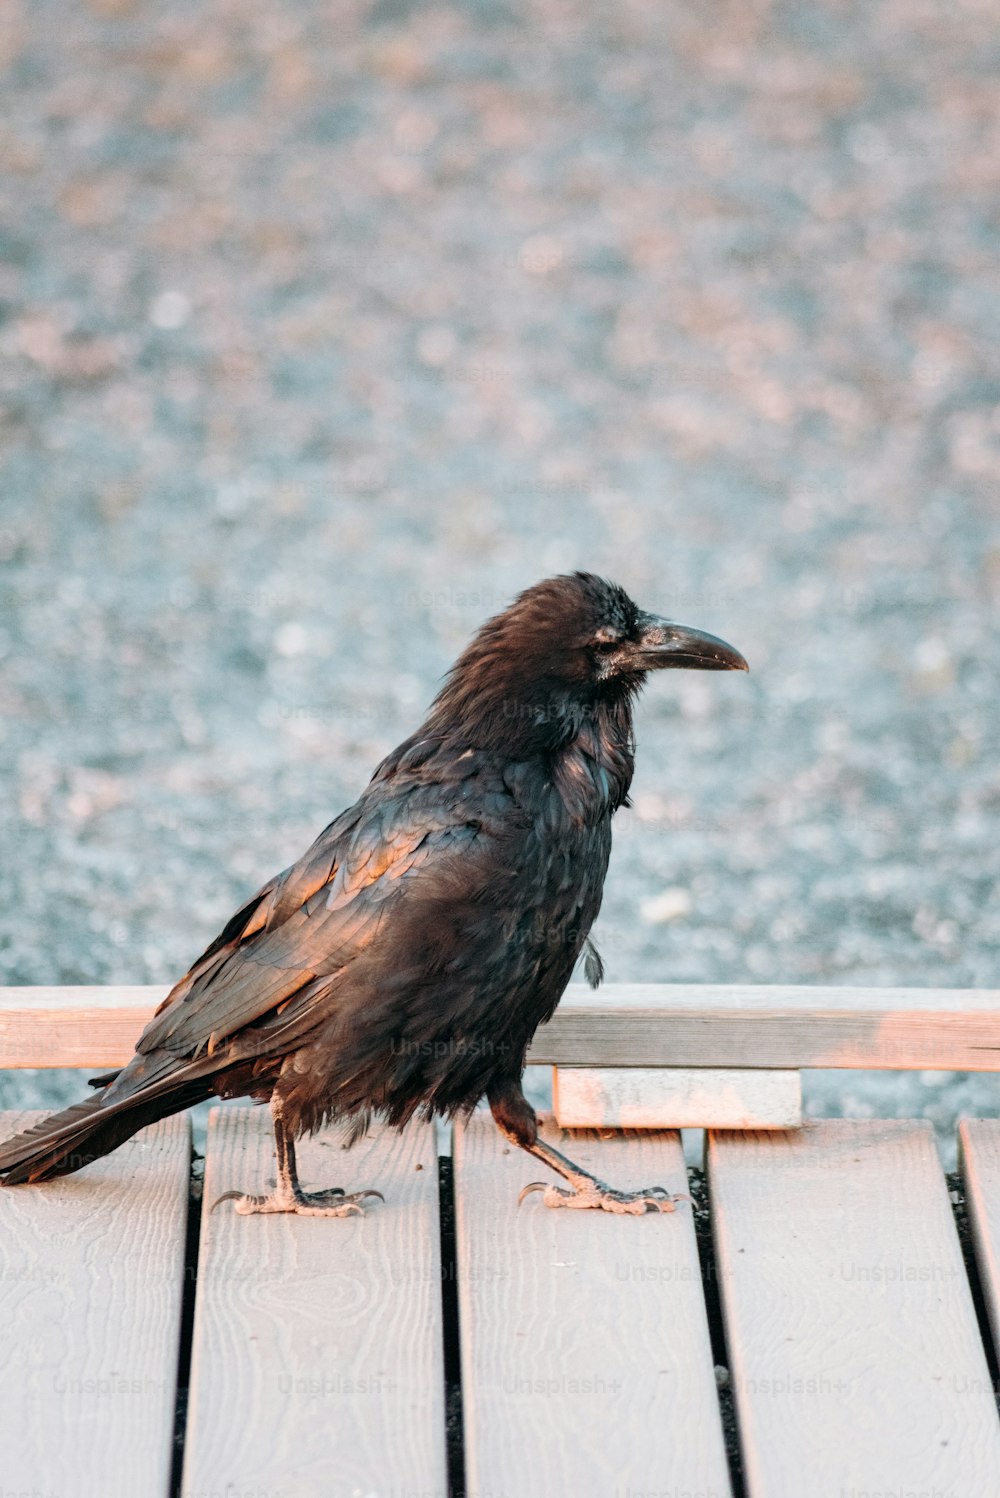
[211,1186,384,1217]
[518,1179,686,1215]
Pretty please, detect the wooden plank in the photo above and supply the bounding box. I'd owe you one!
[554,1066,802,1128]
[532,985,1000,1069]
[7,982,1000,1070]
[0,984,163,1067]
[454,1111,732,1498]
[0,1111,190,1498]
[709,1120,1000,1497]
[183,1107,446,1497]
[958,1118,1000,1358]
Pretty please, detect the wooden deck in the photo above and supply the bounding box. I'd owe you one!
[4,1105,1000,1497]
[5,982,1000,1496]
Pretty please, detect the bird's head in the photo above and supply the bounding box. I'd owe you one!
[427,572,747,752]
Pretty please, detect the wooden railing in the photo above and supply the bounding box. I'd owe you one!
[3,982,999,1129]
[2,982,999,1069]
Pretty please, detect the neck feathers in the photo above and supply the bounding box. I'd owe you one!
[550,695,635,822]
[423,662,636,820]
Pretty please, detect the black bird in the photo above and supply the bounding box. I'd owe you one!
[0,574,747,1215]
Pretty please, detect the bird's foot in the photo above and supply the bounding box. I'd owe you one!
[212,1184,384,1217]
[518,1178,686,1215]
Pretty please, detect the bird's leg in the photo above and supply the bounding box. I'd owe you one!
[212,1097,384,1217]
[488,1079,684,1216]
[519,1135,683,1215]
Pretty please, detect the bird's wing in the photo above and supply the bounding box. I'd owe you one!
[134,781,488,1061]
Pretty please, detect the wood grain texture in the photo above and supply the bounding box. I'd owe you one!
[709,1120,1000,1498]
[0,985,162,1066]
[6,982,1000,1069]
[958,1119,1000,1360]
[454,1110,732,1498]
[0,1110,190,1498]
[553,1066,802,1128]
[183,1107,445,1498]
[531,984,1000,1069]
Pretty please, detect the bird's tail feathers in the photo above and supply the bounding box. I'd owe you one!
[0,1061,216,1185]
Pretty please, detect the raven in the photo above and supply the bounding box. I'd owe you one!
[0,573,747,1215]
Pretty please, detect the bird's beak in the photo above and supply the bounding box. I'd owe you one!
[634,613,749,672]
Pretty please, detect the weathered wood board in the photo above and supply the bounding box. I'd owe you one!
[182,1108,446,1498]
[532,985,1000,1069]
[0,1111,190,1498]
[0,984,162,1067]
[454,1110,732,1498]
[6,982,1000,1069]
[709,1120,1000,1497]
[554,1065,802,1128]
[958,1118,1000,1359]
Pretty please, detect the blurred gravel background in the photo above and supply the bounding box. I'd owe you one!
[2,0,999,1158]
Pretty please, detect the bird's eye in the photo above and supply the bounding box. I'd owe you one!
[593,638,619,654]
